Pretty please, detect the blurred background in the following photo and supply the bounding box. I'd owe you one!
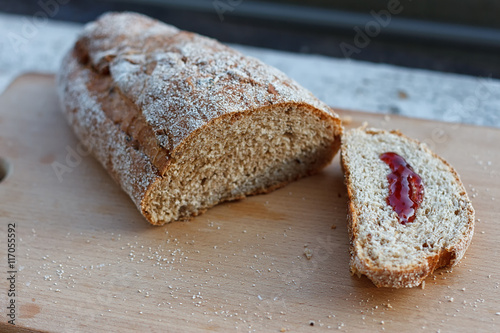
[2,0,500,78]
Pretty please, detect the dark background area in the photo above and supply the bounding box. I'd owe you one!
[2,0,500,78]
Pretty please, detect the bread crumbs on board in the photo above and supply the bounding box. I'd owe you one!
[303,247,313,260]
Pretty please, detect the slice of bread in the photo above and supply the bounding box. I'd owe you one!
[341,127,475,288]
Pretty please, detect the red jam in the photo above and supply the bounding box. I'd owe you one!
[380,152,424,224]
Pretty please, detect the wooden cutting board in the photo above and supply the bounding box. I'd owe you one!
[1,74,499,333]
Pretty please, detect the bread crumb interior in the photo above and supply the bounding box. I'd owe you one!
[145,105,337,224]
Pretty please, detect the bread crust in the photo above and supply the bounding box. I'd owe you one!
[57,12,342,225]
[341,128,475,288]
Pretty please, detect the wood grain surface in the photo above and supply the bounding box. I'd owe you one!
[0,74,499,332]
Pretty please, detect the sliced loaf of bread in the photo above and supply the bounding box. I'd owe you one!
[341,127,475,288]
[57,12,343,225]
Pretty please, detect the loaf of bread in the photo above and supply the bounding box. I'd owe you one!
[57,12,343,225]
[341,127,474,288]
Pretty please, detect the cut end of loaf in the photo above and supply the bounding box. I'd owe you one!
[342,127,475,288]
[142,103,341,225]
